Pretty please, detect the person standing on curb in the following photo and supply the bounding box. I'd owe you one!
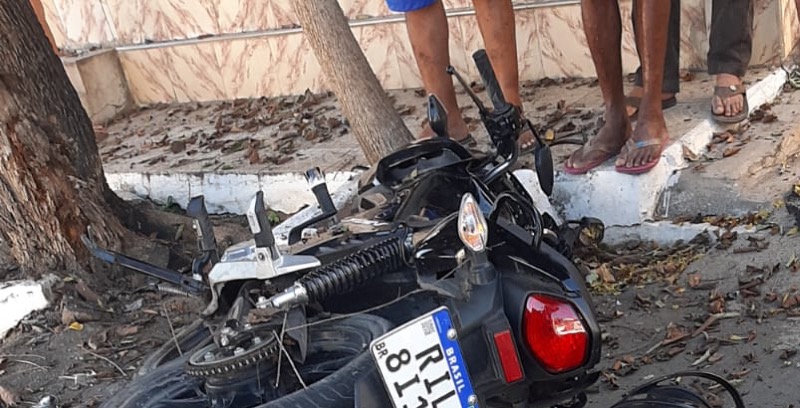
[565,0,671,175]
[387,0,538,152]
[625,0,754,124]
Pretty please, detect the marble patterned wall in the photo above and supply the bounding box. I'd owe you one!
[46,0,799,104]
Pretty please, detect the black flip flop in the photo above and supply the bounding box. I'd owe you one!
[711,84,748,124]
[457,134,478,148]
[626,95,678,120]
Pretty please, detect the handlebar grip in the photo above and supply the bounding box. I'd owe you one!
[472,50,509,110]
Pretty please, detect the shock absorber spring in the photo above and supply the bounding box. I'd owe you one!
[299,233,407,303]
[268,231,408,309]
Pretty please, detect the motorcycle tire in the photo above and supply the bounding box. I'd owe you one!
[101,314,392,408]
[135,318,214,378]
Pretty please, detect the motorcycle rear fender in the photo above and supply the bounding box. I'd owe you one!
[497,245,602,382]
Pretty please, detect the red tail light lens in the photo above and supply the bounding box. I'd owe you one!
[523,294,588,374]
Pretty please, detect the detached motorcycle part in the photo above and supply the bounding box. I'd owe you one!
[101,315,393,408]
[286,168,340,246]
[186,195,220,263]
[81,229,208,296]
[610,371,745,408]
[248,191,278,255]
[268,231,409,309]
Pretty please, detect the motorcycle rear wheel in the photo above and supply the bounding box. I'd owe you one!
[136,318,214,378]
[102,314,392,408]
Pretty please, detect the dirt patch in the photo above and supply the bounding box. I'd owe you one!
[0,200,252,407]
[581,207,800,407]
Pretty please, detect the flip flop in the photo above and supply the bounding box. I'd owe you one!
[626,95,678,120]
[518,126,537,155]
[456,134,478,148]
[614,131,669,175]
[563,143,618,175]
[711,84,748,124]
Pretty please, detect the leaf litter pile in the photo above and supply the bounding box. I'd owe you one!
[98,90,350,171]
[683,102,780,172]
[577,209,800,406]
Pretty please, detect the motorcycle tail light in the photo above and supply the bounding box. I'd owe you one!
[523,294,588,374]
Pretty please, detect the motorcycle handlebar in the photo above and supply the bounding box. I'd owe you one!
[472,50,509,111]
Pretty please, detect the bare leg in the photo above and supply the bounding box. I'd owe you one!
[616,0,670,169]
[626,0,679,117]
[565,0,629,173]
[472,0,536,150]
[406,1,470,141]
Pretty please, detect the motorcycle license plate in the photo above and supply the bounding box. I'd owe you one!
[370,307,478,408]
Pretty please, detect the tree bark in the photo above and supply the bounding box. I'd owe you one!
[290,0,415,164]
[0,0,125,277]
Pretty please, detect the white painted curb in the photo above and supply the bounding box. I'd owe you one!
[552,67,788,227]
[0,275,58,339]
[106,171,358,215]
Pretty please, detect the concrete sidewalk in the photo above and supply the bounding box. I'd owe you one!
[100,66,796,231]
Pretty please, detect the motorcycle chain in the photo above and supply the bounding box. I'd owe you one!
[185,329,280,378]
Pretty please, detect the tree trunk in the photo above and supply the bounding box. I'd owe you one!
[0,0,125,278]
[290,0,415,164]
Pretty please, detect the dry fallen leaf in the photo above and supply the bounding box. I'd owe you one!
[115,325,139,337]
[69,322,84,331]
[682,145,700,162]
[722,146,742,158]
[596,264,616,283]
[688,273,702,288]
[0,384,19,406]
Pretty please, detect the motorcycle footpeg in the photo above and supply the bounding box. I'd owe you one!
[248,191,277,254]
[186,195,219,261]
[305,167,337,215]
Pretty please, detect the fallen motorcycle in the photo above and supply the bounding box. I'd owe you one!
[85,50,745,408]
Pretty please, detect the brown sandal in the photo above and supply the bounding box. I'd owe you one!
[711,84,748,124]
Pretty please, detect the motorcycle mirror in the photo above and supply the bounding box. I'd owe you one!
[427,94,449,138]
[534,144,555,197]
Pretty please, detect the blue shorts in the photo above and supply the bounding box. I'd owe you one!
[386,0,436,12]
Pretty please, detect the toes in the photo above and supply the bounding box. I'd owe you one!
[712,97,725,115]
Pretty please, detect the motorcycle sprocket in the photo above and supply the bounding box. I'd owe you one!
[185,325,280,378]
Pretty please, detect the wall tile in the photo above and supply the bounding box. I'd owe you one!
[218,0,273,34]
[268,32,325,95]
[353,24,405,90]
[41,0,68,49]
[118,48,178,104]
[780,0,800,57]
[680,0,708,71]
[537,5,594,78]
[53,0,114,46]
[167,42,227,102]
[338,0,391,19]
[217,38,276,99]
[515,8,545,82]
[752,0,783,65]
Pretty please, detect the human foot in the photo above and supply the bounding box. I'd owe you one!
[614,113,669,174]
[711,74,748,123]
[625,86,677,118]
[564,114,630,175]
